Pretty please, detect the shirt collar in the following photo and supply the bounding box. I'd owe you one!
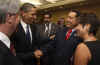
[72,29,75,32]
[0,32,10,48]
[20,19,27,29]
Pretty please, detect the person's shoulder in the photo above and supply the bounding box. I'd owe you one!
[75,42,92,61]
[76,42,91,55]
[77,43,88,49]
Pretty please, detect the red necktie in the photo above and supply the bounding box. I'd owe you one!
[65,29,72,40]
[10,43,16,56]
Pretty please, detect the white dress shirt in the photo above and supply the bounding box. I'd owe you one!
[45,23,52,36]
[20,20,32,42]
[0,32,10,48]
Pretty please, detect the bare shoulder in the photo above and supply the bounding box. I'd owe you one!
[75,42,91,60]
[77,42,88,50]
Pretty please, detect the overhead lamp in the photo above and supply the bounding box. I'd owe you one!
[20,0,42,6]
[46,0,58,3]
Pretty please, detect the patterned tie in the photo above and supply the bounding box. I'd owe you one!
[26,25,31,42]
[65,29,72,40]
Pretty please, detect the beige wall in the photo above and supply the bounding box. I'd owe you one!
[52,4,100,22]
[51,4,100,39]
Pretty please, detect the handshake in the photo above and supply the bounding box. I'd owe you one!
[34,50,43,59]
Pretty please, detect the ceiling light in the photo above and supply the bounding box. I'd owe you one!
[46,0,58,3]
[20,0,42,5]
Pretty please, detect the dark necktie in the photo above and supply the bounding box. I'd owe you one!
[65,29,72,40]
[26,25,31,42]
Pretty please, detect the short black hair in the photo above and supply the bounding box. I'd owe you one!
[20,3,36,12]
[71,9,80,17]
[79,13,100,35]
[43,12,52,18]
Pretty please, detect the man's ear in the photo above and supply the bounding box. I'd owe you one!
[20,11,25,17]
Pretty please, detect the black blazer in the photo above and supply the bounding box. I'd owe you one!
[51,27,82,65]
[0,41,23,65]
[11,23,37,65]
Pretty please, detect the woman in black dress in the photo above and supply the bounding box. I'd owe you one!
[74,13,100,65]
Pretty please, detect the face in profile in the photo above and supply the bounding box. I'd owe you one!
[22,7,37,24]
[66,11,79,29]
[7,13,20,34]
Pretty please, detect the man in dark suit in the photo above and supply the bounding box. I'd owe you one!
[11,3,42,65]
[50,10,83,65]
[35,13,57,45]
[0,0,23,65]
[34,13,57,65]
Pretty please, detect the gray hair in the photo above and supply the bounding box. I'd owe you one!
[0,0,21,13]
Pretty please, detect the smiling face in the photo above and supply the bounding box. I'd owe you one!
[21,7,37,24]
[66,11,79,29]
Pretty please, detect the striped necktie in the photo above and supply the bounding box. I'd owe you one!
[65,29,72,40]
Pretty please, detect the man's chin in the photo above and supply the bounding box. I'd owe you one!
[66,24,71,28]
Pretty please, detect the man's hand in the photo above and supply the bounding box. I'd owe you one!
[50,34,55,40]
[34,50,43,59]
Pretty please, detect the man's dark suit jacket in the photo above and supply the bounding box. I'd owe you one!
[50,27,82,65]
[0,41,23,65]
[34,22,58,65]
[11,23,37,65]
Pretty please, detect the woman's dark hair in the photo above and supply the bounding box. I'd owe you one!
[79,13,100,35]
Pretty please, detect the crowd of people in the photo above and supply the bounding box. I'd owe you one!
[0,0,100,65]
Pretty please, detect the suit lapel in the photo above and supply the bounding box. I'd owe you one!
[0,40,13,55]
[19,23,32,44]
[63,27,68,40]
[18,23,26,36]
